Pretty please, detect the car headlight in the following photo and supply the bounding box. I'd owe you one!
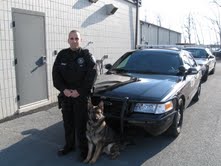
[134,101,173,114]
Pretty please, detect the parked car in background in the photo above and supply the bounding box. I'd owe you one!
[213,49,221,60]
[92,48,202,138]
[183,47,216,82]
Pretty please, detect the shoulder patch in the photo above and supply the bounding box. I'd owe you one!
[82,49,96,63]
[82,49,90,55]
[91,55,96,63]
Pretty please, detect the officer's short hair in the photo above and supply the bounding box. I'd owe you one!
[69,30,80,35]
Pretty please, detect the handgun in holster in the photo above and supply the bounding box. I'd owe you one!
[57,93,64,109]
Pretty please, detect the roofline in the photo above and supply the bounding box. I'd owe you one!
[140,20,181,34]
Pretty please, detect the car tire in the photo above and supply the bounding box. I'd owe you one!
[192,83,201,102]
[202,69,208,82]
[167,99,184,138]
[210,63,216,74]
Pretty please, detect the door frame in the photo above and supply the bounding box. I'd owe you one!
[12,8,49,112]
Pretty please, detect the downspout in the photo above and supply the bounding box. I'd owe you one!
[135,0,139,48]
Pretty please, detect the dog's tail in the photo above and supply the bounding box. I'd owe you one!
[106,138,135,160]
[118,138,135,151]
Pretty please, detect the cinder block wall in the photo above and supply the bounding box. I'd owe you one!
[0,0,136,120]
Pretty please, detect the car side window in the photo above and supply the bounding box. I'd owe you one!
[116,55,130,69]
[186,54,197,67]
[206,48,213,57]
[182,54,191,67]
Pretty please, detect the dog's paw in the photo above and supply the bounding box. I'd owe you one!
[83,159,89,163]
[110,152,120,160]
[89,159,96,164]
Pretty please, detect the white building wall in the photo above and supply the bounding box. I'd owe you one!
[158,28,170,45]
[140,21,181,45]
[0,0,136,120]
[170,31,181,44]
[142,25,158,45]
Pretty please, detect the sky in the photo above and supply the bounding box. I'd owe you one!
[139,0,221,45]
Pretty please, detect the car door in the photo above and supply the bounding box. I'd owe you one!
[209,55,216,72]
[206,48,216,72]
[181,53,200,103]
[186,53,201,99]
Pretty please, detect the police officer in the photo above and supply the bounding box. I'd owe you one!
[52,30,97,160]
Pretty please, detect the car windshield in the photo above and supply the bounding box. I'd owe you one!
[111,51,181,75]
[184,49,207,58]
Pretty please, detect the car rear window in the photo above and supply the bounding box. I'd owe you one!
[184,49,207,58]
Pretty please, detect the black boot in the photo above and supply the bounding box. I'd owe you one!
[57,145,75,156]
[79,150,88,162]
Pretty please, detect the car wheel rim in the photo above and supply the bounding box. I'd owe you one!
[198,86,201,96]
[176,109,181,132]
[176,110,181,125]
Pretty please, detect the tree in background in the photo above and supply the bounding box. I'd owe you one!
[183,13,194,43]
[213,0,221,7]
[156,15,162,27]
[208,0,221,45]
[182,1,221,45]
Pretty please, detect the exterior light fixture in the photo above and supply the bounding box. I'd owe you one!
[106,4,118,15]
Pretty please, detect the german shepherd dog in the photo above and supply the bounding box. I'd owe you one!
[83,101,122,164]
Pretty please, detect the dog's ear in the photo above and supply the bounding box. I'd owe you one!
[98,100,104,111]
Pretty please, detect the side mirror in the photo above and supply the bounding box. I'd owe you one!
[187,67,198,74]
[178,65,187,74]
[208,55,214,59]
[105,64,112,70]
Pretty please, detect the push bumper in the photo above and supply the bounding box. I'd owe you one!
[105,110,176,136]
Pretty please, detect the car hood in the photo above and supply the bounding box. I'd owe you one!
[93,73,181,101]
[195,58,208,65]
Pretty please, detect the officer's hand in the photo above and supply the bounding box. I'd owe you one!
[70,90,80,98]
[63,89,72,97]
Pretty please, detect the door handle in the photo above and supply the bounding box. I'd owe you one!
[42,56,47,64]
[35,56,46,67]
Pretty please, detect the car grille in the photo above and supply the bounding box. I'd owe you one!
[91,96,130,118]
[104,99,123,116]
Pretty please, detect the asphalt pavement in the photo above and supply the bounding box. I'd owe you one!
[0,104,144,166]
[1,61,221,166]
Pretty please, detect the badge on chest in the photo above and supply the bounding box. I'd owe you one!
[77,57,85,67]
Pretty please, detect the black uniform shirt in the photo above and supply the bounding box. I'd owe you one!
[52,48,97,96]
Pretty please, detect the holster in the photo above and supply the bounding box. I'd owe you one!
[57,93,64,109]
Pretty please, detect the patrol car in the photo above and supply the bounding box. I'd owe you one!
[92,48,202,137]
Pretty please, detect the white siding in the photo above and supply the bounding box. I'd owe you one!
[0,0,136,119]
[158,28,170,45]
[170,31,181,44]
[140,21,181,45]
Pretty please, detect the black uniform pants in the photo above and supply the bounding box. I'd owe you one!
[61,96,89,152]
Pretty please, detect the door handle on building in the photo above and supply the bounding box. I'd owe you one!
[42,56,47,64]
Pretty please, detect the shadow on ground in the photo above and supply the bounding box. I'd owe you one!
[0,121,175,166]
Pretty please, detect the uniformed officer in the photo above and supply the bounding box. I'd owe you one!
[52,30,97,160]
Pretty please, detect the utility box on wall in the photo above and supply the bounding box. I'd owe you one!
[106,4,118,15]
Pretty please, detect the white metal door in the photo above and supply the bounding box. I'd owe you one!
[12,9,48,108]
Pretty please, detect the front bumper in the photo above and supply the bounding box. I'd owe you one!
[199,65,207,76]
[105,110,176,136]
[92,95,177,136]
